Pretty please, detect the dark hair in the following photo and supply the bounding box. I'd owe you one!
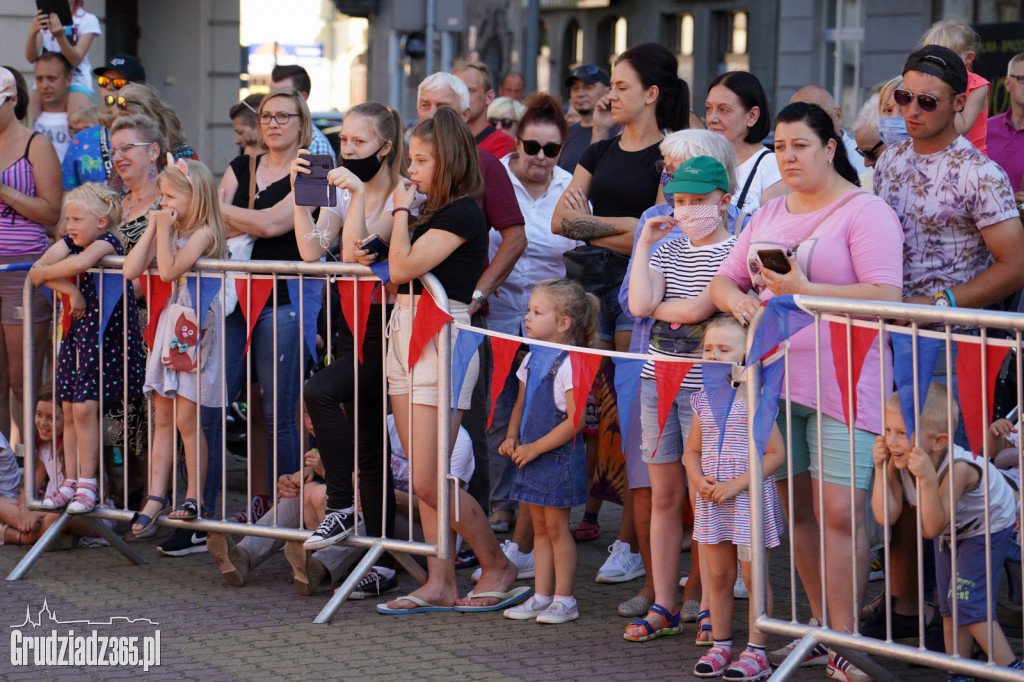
[271,64,312,96]
[615,43,690,131]
[708,71,771,143]
[36,51,72,75]
[776,102,861,186]
[2,66,29,120]
[346,102,407,190]
[229,93,264,129]
[517,92,568,142]
[409,107,483,222]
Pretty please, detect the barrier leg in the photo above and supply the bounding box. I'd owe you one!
[6,512,74,581]
[389,550,427,586]
[314,542,385,624]
[769,632,820,681]
[76,516,148,566]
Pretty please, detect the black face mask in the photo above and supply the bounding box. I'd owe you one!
[342,145,386,182]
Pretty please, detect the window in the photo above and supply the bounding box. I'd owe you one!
[665,13,695,87]
[715,10,749,74]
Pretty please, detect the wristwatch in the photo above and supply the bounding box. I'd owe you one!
[932,290,952,307]
[472,289,487,305]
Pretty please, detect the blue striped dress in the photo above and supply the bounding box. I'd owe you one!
[691,391,784,548]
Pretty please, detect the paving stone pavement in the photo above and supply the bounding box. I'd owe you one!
[0,460,1016,680]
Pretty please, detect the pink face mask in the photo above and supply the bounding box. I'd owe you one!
[673,203,722,240]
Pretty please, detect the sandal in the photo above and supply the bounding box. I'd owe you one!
[40,483,76,511]
[125,495,170,542]
[723,648,771,681]
[623,603,683,642]
[695,609,714,646]
[694,644,733,678]
[170,498,199,520]
[573,518,600,542]
[66,481,98,515]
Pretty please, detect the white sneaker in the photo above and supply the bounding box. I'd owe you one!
[595,540,645,584]
[768,618,827,666]
[503,595,552,620]
[536,600,579,624]
[733,568,749,599]
[825,649,872,682]
[471,539,535,582]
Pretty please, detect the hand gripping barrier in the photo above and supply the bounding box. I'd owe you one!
[12,255,454,625]
[743,295,1024,681]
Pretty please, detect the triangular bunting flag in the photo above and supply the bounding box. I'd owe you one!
[753,358,786,457]
[956,339,1010,456]
[522,345,561,435]
[139,274,173,352]
[703,362,737,455]
[569,351,603,435]
[368,261,391,285]
[488,337,521,429]
[611,357,644,447]
[338,279,378,364]
[891,332,943,442]
[40,283,53,305]
[93,271,125,339]
[451,329,484,413]
[59,292,72,338]
[235,278,275,355]
[185,273,223,320]
[828,321,879,432]
[408,291,453,370]
[654,360,694,447]
[748,295,815,364]
[286,277,324,364]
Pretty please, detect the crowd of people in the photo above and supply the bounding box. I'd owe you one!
[1,6,1024,679]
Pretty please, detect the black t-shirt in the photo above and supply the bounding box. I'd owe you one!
[557,123,592,174]
[408,197,487,303]
[229,154,304,302]
[579,136,662,219]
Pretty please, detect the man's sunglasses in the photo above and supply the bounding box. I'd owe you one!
[520,139,562,158]
[97,76,129,89]
[104,95,139,110]
[855,140,884,162]
[893,88,941,112]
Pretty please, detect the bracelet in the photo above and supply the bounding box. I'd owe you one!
[944,288,957,307]
[391,207,411,217]
[9,189,20,208]
[224,205,233,222]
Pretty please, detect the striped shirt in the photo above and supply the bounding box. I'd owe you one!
[641,234,736,390]
[0,134,48,256]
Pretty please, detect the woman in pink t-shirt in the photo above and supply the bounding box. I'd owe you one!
[710,102,904,670]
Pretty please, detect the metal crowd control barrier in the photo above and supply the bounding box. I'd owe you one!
[745,295,1024,681]
[13,256,454,625]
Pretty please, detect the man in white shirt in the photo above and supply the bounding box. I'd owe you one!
[32,52,72,161]
[791,84,867,173]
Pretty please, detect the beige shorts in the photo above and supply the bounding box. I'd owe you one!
[386,299,478,409]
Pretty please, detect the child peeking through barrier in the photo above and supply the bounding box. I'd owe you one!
[872,382,1023,675]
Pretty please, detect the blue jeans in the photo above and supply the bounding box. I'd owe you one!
[202,302,302,512]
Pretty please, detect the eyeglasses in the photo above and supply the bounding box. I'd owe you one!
[489,117,517,130]
[855,140,885,162]
[111,142,152,157]
[104,95,140,110]
[893,88,940,112]
[97,75,128,89]
[259,112,299,126]
[520,139,562,158]
[1008,74,1024,84]
[655,160,678,175]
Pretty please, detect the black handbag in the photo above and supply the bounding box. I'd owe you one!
[562,244,630,294]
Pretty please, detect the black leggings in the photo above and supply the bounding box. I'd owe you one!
[303,304,395,545]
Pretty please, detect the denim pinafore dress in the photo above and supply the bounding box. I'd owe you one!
[510,351,588,508]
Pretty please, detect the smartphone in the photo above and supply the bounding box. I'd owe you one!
[36,0,73,27]
[357,233,389,260]
[294,154,337,207]
[757,248,792,274]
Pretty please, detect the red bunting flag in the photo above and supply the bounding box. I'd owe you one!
[828,321,878,432]
[235,278,275,355]
[138,274,172,351]
[407,291,453,370]
[654,360,694,446]
[338,279,378,364]
[956,339,1010,456]
[569,351,603,435]
[59,293,72,338]
[487,337,522,428]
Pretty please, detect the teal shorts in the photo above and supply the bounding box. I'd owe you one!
[774,401,874,490]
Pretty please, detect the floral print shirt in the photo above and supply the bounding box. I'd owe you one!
[874,136,1019,299]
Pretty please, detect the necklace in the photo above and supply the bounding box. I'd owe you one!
[124,186,158,215]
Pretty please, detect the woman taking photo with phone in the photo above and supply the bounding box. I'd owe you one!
[709,102,903,677]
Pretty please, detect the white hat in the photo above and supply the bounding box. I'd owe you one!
[0,68,17,108]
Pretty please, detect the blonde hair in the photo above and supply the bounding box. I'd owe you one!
[887,382,960,437]
[922,18,979,59]
[258,89,312,151]
[487,96,526,122]
[110,113,166,157]
[156,159,226,259]
[878,76,904,115]
[118,83,190,148]
[533,278,599,348]
[64,183,123,237]
[68,105,102,133]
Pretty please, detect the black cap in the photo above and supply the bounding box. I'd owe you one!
[902,45,968,94]
[564,65,610,88]
[93,54,146,83]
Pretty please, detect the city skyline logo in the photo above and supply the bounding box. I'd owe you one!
[11,600,160,629]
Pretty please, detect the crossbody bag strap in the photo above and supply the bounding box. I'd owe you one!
[247,155,258,211]
[735,148,769,211]
[794,190,868,246]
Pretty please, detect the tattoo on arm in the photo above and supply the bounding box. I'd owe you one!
[560,217,618,241]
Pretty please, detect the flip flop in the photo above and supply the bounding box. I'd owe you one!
[376,595,455,615]
[452,585,533,613]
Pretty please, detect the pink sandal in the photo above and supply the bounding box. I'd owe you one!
[694,644,733,678]
[40,483,76,511]
[572,518,600,542]
[66,481,98,515]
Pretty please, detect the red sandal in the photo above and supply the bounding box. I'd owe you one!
[572,518,600,542]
